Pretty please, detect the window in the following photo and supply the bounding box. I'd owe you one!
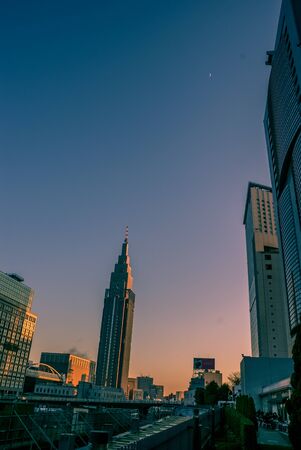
[266,264,272,270]
[267,275,272,279]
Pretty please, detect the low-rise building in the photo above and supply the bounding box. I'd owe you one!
[40,353,96,386]
[151,385,164,400]
[127,377,137,399]
[203,370,222,387]
[260,377,291,420]
[184,389,196,406]
[77,381,126,402]
[24,362,63,393]
[176,391,184,402]
[131,388,143,401]
[34,383,76,397]
[137,376,153,399]
[240,356,293,409]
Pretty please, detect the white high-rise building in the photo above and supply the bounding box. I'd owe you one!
[243,183,291,357]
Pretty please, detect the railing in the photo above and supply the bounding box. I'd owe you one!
[0,407,144,449]
[78,407,223,450]
[0,406,223,449]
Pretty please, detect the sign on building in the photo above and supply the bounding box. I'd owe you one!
[193,358,215,370]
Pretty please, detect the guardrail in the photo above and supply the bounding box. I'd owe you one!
[0,406,223,449]
[79,407,223,450]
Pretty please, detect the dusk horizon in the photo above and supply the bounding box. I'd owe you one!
[1,0,282,395]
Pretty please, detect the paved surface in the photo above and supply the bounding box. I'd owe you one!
[258,427,291,447]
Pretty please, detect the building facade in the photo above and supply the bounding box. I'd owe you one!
[131,388,143,401]
[240,356,293,410]
[96,236,135,393]
[77,381,125,402]
[137,376,153,399]
[40,353,96,386]
[264,0,301,332]
[243,183,291,357]
[151,385,164,400]
[203,371,222,387]
[34,383,76,397]
[0,272,37,397]
[127,377,137,399]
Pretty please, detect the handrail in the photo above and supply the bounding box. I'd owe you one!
[13,410,42,450]
[28,414,59,449]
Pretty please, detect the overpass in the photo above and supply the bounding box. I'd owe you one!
[0,395,179,416]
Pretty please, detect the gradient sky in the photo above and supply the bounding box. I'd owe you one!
[1,0,282,394]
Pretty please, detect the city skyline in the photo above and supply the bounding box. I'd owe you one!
[1,0,282,394]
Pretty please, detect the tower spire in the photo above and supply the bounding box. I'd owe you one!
[125,225,129,242]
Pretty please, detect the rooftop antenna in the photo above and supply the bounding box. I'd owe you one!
[125,225,129,242]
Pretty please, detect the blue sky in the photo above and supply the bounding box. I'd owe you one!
[0,0,281,392]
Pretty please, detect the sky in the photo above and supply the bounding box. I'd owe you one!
[1,0,282,394]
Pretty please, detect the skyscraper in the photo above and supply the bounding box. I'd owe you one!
[243,183,291,357]
[96,234,135,393]
[0,272,37,397]
[264,0,301,333]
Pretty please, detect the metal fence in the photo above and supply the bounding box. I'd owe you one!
[0,407,141,449]
[0,406,223,449]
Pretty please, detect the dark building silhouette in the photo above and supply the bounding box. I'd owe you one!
[264,0,301,333]
[96,234,135,393]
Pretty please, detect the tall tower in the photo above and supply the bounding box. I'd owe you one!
[264,0,301,333]
[243,183,291,357]
[96,232,135,393]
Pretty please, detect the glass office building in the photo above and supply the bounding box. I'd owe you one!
[264,0,301,332]
[0,272,37,397]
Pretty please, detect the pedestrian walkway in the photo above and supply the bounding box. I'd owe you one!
[258,427,291,448]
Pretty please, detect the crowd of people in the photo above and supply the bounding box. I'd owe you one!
[256,410,288,430]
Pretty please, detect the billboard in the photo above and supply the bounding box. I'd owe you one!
[193,358,215,370]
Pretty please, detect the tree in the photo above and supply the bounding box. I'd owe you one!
[236,395,257,430]
[217,383,231,401]
[228,372,241,389]
[194,387,205,406]
[204,381,219,405]
[286,324,301,450]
